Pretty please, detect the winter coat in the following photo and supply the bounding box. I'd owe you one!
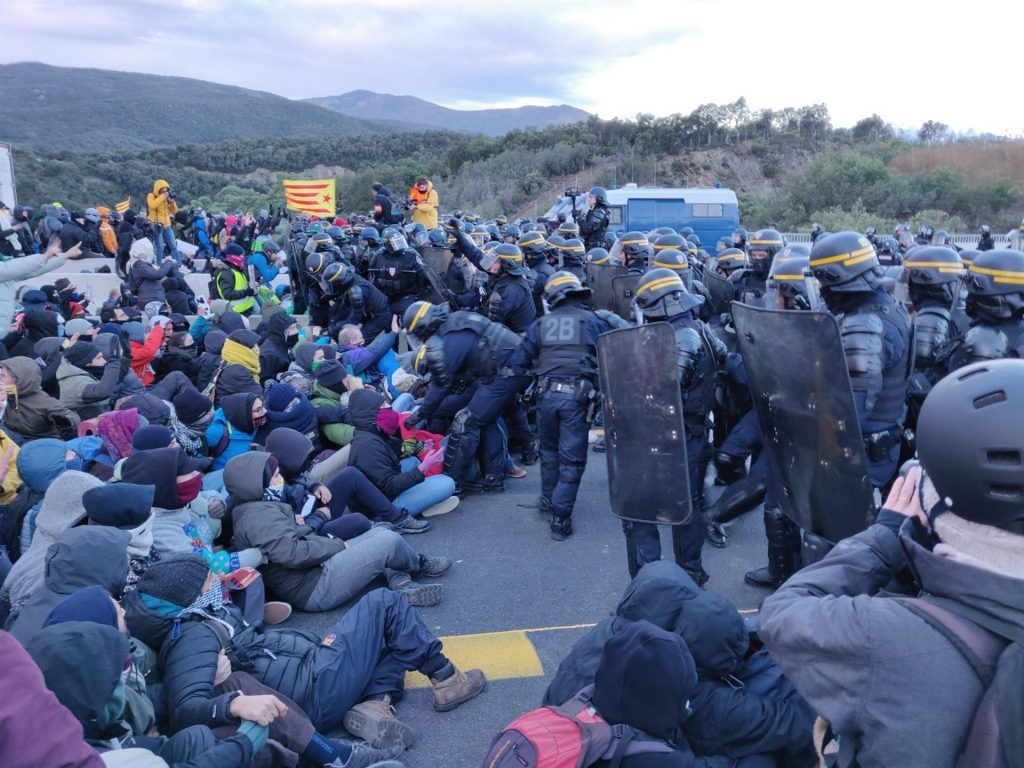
[307,382,355,447]
[545,561,814,763]
[0,630,106,768]
[257,312,293,383]
[146,179,178,228]
[8,526,130,644]
[9,309,61,359]
[206,393,259,470]
[59,219,100,257]
[0,251,71,341]
[1,471,101,615]
[247,251,279,285]
[129,324,165,388]
[57,358,121,418]
[226,452,343,607]
[34,336,64,397]
[263,381,321,449]
[13,438,70,556]
[1,356,80,440]
[347,390,423,500]
[760,512,1024,768]
[154,347,200,384]
[408,181,439,229]
[130,258,175,307]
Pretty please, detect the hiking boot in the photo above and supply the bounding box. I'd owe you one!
[392,581,445,607]
[325,741,404,767]
[391,514,431,535]
[262,601,292,626]
[422,496,459,517]
[343,696,415,750]
[744,566,781,588]
[550,517,573,541]
[504,464,527,479]
[430,666,487,712]
[418,554,452,577]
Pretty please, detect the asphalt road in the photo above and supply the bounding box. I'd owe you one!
[288,444,769,768]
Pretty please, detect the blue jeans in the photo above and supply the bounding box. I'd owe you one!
[391,392,415,413]
[394,457,455,516]
[152,223,181,264]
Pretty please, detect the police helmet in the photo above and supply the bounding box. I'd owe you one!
[633,268,704,319]
[619,231,651,263]
[808,231,883,293]
[427,228,450,248]
[309,232,333,251]
[650,227,677,238]
[518,231,549,257]
[714,248,749,275]
[685,233,702,249]
[306,222,325,235]
[731,227,748,248]
[904,245,963,308]
[544,270,593,307]
[262,240,281,255]
[586,247,611,265]
[305,251,334,276]
[485,224,501,242]
[588,186,608,205]
[403,301,449,341]
[495,214,508,226]
[964,249,1024,321]
[958,249,980,269]
[652,233,687,252]
[557,220,580,239]
[323,261,354,287]
[747,229,785,277]
[485,242,525,275]
[559,238,586,264]
[932,229,953,246]
[359,227,381,244]
[405,222,429,248]
[765,245,820,310]
[679,226,695,238]
[382,227,409,253]
[650,248,691,273]
[469,225,489,248]
[866,227,877,237]
[501,223,522,241]
[980,225,992,236]
[546,234,567,251]
[918,359,1024,532]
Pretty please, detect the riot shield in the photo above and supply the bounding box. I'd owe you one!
[731,303,875,542]
[597,322,691,526]
[419,245,452,277]
[587,263,628,312]
[610,273,642,322]
[703,269,736,315]
[415,254,453,306]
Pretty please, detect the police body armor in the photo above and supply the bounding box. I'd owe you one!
[369,249,418,299]
[534,305,597,382]
[730,269,767,307]
[837,300,913,427]
[956,322,1022,366]
[674,320,727,435]
[424,311,521,387]
[913,305,953,369]
[486,275,536,333]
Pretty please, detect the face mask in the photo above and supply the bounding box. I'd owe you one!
[176,474,203,505]
[182,582,225,617]
[4,383,16,397]
[286,332,300,347]
[310,360,323,373]
[252,414,268,428]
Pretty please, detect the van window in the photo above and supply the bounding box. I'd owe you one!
[692,203,724,218]
[608,206,623,226]
[628,199,686,230]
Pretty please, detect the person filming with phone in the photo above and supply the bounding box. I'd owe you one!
[146,178,182,264]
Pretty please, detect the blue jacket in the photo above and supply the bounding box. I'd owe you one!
[205,393,258,471]
[247,251,280,285]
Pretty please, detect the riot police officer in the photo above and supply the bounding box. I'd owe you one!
[303,249,337,329]
[629,268,727,586]
[558,238,587,281]
[575,186,610,250]
[368,227,427,318]
[518,272,628,539]
[355,226,383,277]
[809,232,913,488]
[977,224,996,252]
[730,228,784,305]
[321,261,392,340]
[520,230,555,316]
[404,302,531,494]
[731,227,749,251]
[943,249,1024,369]
[615,231,652,273]
[481,243,537,334]
[556,220,580,241]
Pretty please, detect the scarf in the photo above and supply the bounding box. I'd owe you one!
[98,408,140,461]
[221,339,260,382]
[169,415,204,458]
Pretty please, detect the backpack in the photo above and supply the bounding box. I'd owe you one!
[894,598,1024,768]
[482,686,674,768]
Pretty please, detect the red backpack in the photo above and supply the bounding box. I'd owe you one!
[482,686,674,768]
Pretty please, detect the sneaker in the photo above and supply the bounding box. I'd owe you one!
[430,666,487,712]
[391,514,431,534]
[343,696,415,750]
[422,496,460,518]
[393,581,445,607]
[325,741,404,768]
[418,554,452,577]
[262,601,292,626]
[504,465,527,479]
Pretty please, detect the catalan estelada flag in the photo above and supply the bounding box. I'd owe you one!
[115,197,131,213]
[282,179,336,217]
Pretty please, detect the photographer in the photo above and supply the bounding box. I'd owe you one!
[146,178,182,264]
[575,186,611,250]
[408,176,439,229]
[370,182,404,229]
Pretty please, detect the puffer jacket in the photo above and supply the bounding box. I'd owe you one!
[57,357,121,418]
[545,561,814,763]
[206,393,259,470]
[257,312,293,383]
[1,356,80,440]
[225,452,343,607]
[146,179,178,228]
[308,382,355,447]
[347,389,423,500]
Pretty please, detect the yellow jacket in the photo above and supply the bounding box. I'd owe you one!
[408,181,439,229]
[146,179,178,227]
[0,433,20,504]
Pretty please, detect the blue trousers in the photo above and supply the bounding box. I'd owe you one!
[537,390,589,522]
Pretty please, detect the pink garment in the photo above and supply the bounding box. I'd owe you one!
[97,408,139,461]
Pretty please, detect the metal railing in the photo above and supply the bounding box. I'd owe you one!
[781,233,1011,248]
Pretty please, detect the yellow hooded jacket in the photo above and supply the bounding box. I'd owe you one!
[408,181,439,229]
[146,179,178,227]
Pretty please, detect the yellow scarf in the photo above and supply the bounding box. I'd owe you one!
[221,339,260,382]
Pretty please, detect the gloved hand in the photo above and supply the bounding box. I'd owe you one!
[419,446,444,475]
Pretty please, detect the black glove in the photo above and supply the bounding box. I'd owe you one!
[557,213,567,223]
[571,208,581,221]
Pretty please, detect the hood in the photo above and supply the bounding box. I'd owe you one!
[221,392,257,433]
[27,622,130,739]
[33,470,103,544]
[263,311,293,346]
[128,238,156,263]
[203,329,227,355]
[24,309,60,341]
[151,179,170,196]
[15,438,68,493]
[265,427,314,476]
[44,526,131,598]
[120,446,179,510]
[224,450,271,502]
[122,394,169,426]
[617,561,747,677]
[348,388,385,430]
[902,517,1024,631]
[34,337,64,366]
[217,310,246,334]
[2,356,43,396]
[378,186,392,197]
[291,342,318,373]
[592,619,697,739]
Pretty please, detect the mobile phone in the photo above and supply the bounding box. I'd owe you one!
[223,567,259,590]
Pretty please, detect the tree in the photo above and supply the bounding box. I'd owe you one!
[851,114,894,143]
[918,120,951,144]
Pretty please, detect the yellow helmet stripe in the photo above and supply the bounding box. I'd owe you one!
[906,261,963,270]
[621,239,647,246]
[770,274,807,281]
[809,245,875,267]
[653,259,688,270]
[546,274,581,290]
[749,239,784,246]
[637,275,683,296]
[407,302,431,332]
[970,265,1024,279]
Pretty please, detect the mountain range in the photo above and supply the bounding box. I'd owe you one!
[306,89,591,136]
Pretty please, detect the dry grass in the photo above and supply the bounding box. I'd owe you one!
[889,141,1024,191]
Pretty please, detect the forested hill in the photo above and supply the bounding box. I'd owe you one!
[0,62,393,151]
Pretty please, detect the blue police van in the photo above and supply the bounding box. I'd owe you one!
[545,185,740,246]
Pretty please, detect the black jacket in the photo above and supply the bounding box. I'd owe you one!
[257,313,293,384]
[347,389,423,500]
[59,219,100,257]
[577,203,610,250]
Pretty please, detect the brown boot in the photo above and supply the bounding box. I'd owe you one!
[430,666,487,712]
[342,695,415,749]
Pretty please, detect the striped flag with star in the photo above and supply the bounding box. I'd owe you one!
[282,179,336,216]
[115,197,131,213]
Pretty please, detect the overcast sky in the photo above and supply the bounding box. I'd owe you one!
[4,0,1022,135]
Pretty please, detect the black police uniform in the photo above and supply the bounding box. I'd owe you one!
[368,247,426,318]
[576,204,610,251]
[486,272,536,334]
[325,273,392,339]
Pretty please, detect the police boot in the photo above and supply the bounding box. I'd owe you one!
[463,473,505,494]
[744,506,799,589]
[705,475,767,525]
[520,437,539,466]
[714,451,747,486]
[550,515,573,541]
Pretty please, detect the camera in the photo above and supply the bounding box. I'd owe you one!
[564,187,581,199]
[167,191,176,200]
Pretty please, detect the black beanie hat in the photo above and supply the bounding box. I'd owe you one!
[63,341,102,370]
[314,359,348,393]
[173,387,213,425]
[83,483,155,530]
[136,552,210,608]
[229,329,260,349]
[131,425,173,451]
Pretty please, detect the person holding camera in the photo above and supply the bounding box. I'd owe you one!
[146,178,182,265]
[575,186,611,250]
